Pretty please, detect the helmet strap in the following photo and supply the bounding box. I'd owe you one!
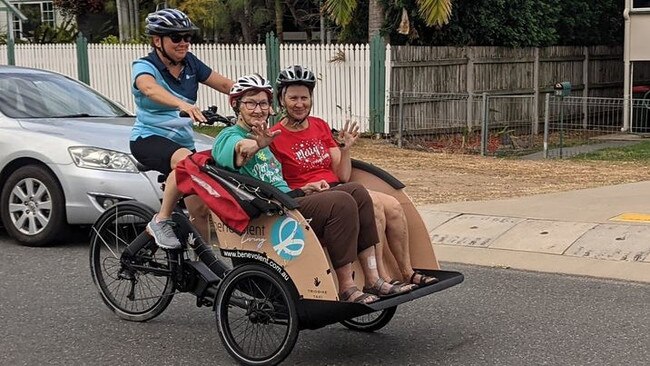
[279,87,311,128]
[155,37,180,66]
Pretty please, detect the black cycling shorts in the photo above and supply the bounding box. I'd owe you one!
[130,135,193,175]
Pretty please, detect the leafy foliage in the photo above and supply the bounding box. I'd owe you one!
[53,0,107,17]
[378,0,623,46]
[32,18,79,43]
[415,0,452,27]
[176,0,275,43]
[324,0,359,26]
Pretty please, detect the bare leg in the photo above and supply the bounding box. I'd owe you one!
[369,194,392,280]
[184,195,210,243]
[335,263,377,303]
[157,169,183,219]
[376,192,414,280]
[357,246,409,294]
[374,191,436,285]
[156,148,192,220]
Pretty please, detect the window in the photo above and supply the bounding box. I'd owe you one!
[12,14,22,39]
[10,2,56,40]
[41,2,55,26]
[633,0,650,9]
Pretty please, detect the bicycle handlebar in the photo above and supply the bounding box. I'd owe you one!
[180,106,235,126]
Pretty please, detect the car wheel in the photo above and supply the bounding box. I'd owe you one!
[0,165,67,246]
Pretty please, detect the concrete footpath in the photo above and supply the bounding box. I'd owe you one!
[417,181,650,283]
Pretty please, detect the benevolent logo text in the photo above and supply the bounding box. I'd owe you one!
[214,221,265,236]
[271,216,305,261]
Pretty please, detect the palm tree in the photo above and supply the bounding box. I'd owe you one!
[324,0,453,41]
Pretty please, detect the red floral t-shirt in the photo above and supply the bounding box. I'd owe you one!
[269,116,340,189]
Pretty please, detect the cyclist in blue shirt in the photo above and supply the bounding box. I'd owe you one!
[129,8,234,249]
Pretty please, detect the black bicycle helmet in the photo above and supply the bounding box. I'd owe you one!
[276,65,316,104]
[145,8,198,36]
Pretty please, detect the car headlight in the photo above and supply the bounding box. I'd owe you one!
[68,147,138,173]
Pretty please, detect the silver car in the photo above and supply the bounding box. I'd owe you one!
[0,66,213,246]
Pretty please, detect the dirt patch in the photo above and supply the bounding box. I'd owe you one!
[351,139,650,206]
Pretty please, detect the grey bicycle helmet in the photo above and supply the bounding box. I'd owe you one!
[145,8,199,36]
[276,65,316,103]
[277,65,316,89]
[229,74,273,112]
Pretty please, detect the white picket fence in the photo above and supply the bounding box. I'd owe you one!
[0,43,391,132]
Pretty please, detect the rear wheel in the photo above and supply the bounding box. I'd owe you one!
[89,201,175,322]
[340,307,397,332]
[216,264,299,366]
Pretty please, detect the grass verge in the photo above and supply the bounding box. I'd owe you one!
[571,141,650,162]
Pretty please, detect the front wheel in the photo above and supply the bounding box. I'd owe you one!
[0,165,67,246]
[216,264,299,366]
[340,307,397,332]
[89,201,175,322]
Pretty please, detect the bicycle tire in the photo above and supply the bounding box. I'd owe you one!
[89,201,175,322]
[339,307,397,332]
[216,264,299,366]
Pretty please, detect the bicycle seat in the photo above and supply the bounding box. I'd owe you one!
[135,162,168,183]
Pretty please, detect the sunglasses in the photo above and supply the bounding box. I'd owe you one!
[167,34,193,43]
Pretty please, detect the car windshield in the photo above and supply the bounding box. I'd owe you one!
[0,72,130,119]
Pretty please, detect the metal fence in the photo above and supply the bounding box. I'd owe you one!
[390,91,648,158]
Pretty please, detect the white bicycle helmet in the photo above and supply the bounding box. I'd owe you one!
[229,74,274,112]
[145,8,198,36]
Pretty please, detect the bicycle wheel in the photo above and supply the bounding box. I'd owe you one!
[340,307,397,332]
[216,264,299,366]
[89,201,175,322]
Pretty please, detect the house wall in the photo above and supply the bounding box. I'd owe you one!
[630,11,650,61]
[0,1,65,39]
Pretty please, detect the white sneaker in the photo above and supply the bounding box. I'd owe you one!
[147,214,181,249]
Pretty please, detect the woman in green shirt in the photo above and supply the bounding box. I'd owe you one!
[212,74,411,302]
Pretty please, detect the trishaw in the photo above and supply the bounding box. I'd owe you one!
[89,121,463,365]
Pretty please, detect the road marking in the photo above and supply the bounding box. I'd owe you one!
[610,213,650,223]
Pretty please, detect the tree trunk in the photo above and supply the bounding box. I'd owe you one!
[238,0,254,43]
[368,0,384,42]
[275,0,283,41]
[128,0,138,40]
[132,0,140,39]
[116,0,126,41]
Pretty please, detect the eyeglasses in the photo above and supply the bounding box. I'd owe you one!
[168,34,193,43]
[241,100,271,111]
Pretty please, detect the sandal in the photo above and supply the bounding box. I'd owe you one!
[389,279,417,291]
[409,271,439,287]
[340,286,378,304]
[363,278,411,298]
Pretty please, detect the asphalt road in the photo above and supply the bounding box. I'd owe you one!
[1,229,648,366]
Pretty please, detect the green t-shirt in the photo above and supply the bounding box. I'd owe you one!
[212,124,291,193]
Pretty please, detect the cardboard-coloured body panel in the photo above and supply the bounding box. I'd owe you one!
[212,211,340,301]
[212,163,440,301]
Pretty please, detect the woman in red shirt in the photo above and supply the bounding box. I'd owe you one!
[269,65,438,288]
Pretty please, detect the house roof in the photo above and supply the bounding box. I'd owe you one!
[0,0,27,21]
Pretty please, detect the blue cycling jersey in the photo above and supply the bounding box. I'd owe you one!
[130,50,212,150]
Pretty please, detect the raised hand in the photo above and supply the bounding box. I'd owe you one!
[248,122,280,149]
[337,120,360,151]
